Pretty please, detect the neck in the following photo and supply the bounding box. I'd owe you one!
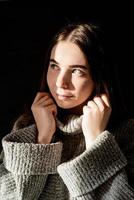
[57,104,84,124]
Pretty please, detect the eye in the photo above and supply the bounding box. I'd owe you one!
[72,69,85,76]
[49,64,60,70]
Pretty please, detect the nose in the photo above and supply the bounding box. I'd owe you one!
[56,71,70,89]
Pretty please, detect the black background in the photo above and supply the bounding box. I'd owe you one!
[0,2,134,143]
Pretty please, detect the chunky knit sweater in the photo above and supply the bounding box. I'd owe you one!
[0,114,134,200]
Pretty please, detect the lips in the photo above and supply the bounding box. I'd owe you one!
[56,91,73,100]
[56,90,73,96]
[57,93,73,97]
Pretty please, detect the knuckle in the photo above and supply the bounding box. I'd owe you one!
[31,104,35,110]
[37,92,42,96]
[83,105,91,113]
[87,101,92,106]
[31,103,39,110]
[101,106,105,112]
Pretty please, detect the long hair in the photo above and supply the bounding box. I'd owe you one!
[22,22,129,130]
[39,22,128,129]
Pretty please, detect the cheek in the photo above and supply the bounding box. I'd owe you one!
[76,79,94,97]
[46,73,50,89]
[47,71,55,89]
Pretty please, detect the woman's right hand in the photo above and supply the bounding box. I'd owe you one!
[31,92,57,144]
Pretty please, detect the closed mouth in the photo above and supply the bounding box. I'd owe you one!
[57,94,72,97]
[56,93,73,98]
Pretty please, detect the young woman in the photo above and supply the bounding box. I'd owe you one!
[0,22,134,199]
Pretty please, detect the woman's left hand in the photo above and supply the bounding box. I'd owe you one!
[82,94,112,149]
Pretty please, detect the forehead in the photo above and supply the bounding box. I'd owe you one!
[50,41,88,66]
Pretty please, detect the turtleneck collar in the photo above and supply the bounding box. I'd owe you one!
[56,115,83,135]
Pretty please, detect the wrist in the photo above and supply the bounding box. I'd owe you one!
[84,131,101,149]
[37,133,53,144]
[84,136,95,149]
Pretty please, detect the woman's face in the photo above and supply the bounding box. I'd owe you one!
[47,41,95,114]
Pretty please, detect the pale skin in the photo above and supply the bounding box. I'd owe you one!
[31,41,112,148]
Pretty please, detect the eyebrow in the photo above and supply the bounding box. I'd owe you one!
[49,59,88,70]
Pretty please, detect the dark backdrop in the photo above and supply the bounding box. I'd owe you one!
[0,2,134,144]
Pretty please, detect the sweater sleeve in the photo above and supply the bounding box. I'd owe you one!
[57,129,134,199]
[0,124,63,199]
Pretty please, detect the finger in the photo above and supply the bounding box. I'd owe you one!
[93,96,106,112]
[87,100,98,110]
[83,101,97,114]
[101,94,111,108]
[39,99,55,107]
[35,96,54,105]
[83,105,90,114]
[33,92,50,104]
[48,104,57,116]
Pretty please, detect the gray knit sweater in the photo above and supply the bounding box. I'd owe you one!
[0,114,134,200]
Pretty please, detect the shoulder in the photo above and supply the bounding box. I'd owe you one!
[114,118,134,187]
[115,118,134,139]
[114,118,134,155]
[12,113,34,131]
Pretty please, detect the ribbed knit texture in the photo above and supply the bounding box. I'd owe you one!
[0,115,134,199]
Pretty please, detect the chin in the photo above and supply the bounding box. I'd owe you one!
[57,102,76,109]
[57,101,84,115]
[55,99,76,108]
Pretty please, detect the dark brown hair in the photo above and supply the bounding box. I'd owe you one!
[23,22,129,130]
